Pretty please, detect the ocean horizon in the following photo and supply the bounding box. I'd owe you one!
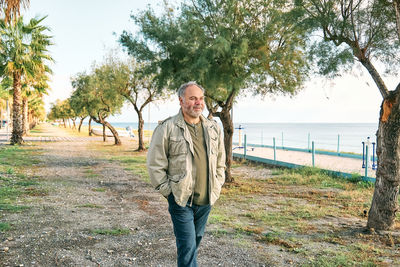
[84,121,377,154]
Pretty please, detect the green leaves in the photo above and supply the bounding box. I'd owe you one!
[308,41,354,78]
[121,0,309,102]
[0,15,53,81]
[302,0,400,82]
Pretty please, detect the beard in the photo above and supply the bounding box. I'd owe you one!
[184,105,203,118]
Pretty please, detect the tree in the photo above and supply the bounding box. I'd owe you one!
[123,61,166,151]
[120,0,309,182]
[0,16,53,144]
[69,73,92,134]
[69,93,88,132]
[21,72,50,135]
[48,99,63,124]
[28,96,46,128]
[0,0,29,23]
[70,69,126,145]
[299,0,400,230]
[60,100,75,128]
[104,56,167,151]
[0,85,11,129]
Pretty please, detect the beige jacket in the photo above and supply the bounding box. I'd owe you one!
[146,110,226,207]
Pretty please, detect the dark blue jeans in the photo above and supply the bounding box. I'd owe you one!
[168,194,211,267]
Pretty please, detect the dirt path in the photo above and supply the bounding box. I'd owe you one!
[0,127,266,266]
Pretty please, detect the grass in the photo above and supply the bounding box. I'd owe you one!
[29,123,89,137]
[0,146,41,168]
[91,228,130,236]
[92,188,106,192]
[0,222,11,232]
[110,155,149,182]
[89,142,150,183]
[207,162,398,265]
[0,204,30,212]
[32,125,395,265]
[303,248,378,267]
[267,166,374,190]
[76,203,104,209]
[0,145,44,213]
[84,169,99,178]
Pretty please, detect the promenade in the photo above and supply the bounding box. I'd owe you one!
[233,145,376,178]
[0,125,118,143]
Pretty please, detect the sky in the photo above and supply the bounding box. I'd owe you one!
[24,0,395,124]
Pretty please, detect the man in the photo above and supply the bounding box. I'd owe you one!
[147,81,226,266]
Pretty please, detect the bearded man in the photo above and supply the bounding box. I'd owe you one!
[147,81,226,266]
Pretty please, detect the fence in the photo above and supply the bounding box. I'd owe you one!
[232,132,376,182]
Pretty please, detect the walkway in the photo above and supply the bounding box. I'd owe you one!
[0,124,128,144]
[233,145,376,178]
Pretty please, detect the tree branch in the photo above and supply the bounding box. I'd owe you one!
[394,0,400,41]
[359,57,389,98]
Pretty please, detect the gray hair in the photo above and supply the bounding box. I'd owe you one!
[177,81,205,98]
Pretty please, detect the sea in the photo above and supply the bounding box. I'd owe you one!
[86,121,378,154]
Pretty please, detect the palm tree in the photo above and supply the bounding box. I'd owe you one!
[0,88,10,129]
[28,94,46,128]
[21,71,50,135]
[0,0,29,23]
[0,16,53,144]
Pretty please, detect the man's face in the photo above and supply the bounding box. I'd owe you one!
[179,85,205,119]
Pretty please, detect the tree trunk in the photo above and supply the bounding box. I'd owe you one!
[71,118,76,129]
[28,111,34,129]
[78,116,86,132]
[11,72,23,145]
[219,107,234,183]
[367,87,400,230]
[104,121,122,145]
[88,117,92,136]
[63,119,66,128]
[0,107,2,129]
[22,97,28,136]
[91,116,121,145]
[102,124,106,142]
[137,112,145,151]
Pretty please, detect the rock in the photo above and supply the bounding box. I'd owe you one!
[1,247,9,252]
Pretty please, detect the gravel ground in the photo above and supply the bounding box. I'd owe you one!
[0,135,268,266]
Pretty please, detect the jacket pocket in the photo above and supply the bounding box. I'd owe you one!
[168,172,190,202]
[168,137,187,174]
[210,136,218,156]
[169,137,187,156]
[168,173,186,183]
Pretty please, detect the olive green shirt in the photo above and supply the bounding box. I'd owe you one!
[186,121,209,205]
